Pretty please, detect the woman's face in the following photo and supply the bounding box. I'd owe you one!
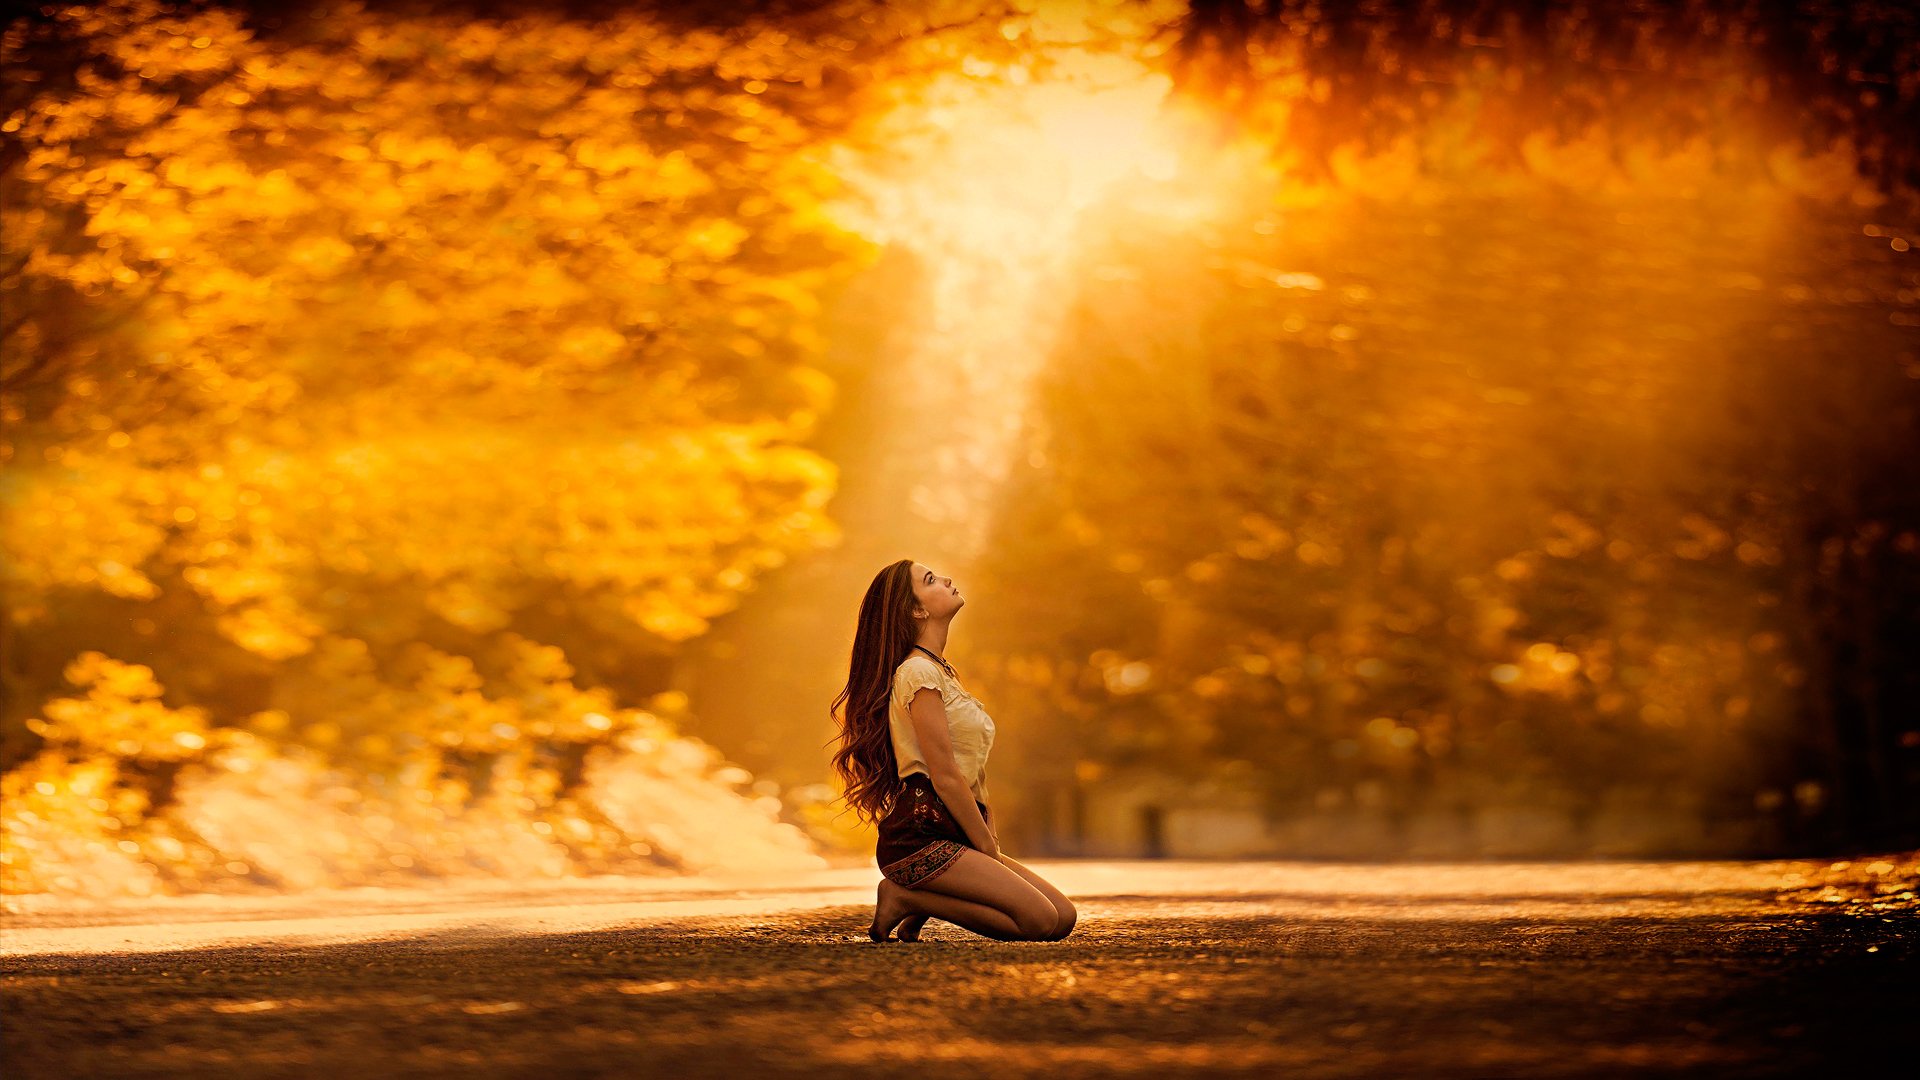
[909,562,963,621]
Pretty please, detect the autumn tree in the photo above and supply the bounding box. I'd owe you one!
[0,0,1028,893]
[968,0,1920,857]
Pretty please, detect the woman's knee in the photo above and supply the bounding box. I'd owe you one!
[1041,899,1077,941]
[1019,898,1077,941]
[1012,901,1060,940]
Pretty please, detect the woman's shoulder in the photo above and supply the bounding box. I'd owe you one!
[894,654,958,697]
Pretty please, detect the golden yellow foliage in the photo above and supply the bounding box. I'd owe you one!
[28,652,215,761]
[0,0,1009,894]
[2,1,876,658]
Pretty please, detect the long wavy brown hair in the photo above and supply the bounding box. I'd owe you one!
[827,558,924,827]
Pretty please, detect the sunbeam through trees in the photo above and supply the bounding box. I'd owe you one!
[2,0,1916,902]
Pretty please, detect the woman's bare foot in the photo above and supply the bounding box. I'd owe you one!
[869,878,914,942]
[896,913,931,942]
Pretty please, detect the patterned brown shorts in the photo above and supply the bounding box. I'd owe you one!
[875,773,987,889]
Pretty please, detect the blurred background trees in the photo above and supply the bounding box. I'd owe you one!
[965,0,1920,858]
[0,0,1022,894]
[3,0,1915,894]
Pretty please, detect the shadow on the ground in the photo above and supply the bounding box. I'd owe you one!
[3,900,1913,1079]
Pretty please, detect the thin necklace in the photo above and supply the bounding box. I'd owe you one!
[913,643,956,678]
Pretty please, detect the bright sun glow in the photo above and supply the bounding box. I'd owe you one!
[828,65,1204,561]
[838,69,1189,255]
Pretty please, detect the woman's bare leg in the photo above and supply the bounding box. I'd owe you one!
[885,849,1062,941]
[877,885,1023,941]
[873,877,1008,941]
[995,853,1077,940]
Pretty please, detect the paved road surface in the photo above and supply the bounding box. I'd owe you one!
[4,857,1915,1077]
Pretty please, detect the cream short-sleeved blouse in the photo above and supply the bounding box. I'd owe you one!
[890,652,996,804]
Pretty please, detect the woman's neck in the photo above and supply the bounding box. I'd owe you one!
[915,625,950,657]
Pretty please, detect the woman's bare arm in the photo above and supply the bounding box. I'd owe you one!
[907,686,998,856]
[979,768,996,841]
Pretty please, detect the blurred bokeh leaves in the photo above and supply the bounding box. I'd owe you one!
[0,0,1018,894]
[966,0,1920,858]
[3,0,1917,895]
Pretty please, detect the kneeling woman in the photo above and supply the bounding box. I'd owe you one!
[830,559,1076,943]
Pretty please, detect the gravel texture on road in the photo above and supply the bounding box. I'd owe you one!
[4,857,1914,1078]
